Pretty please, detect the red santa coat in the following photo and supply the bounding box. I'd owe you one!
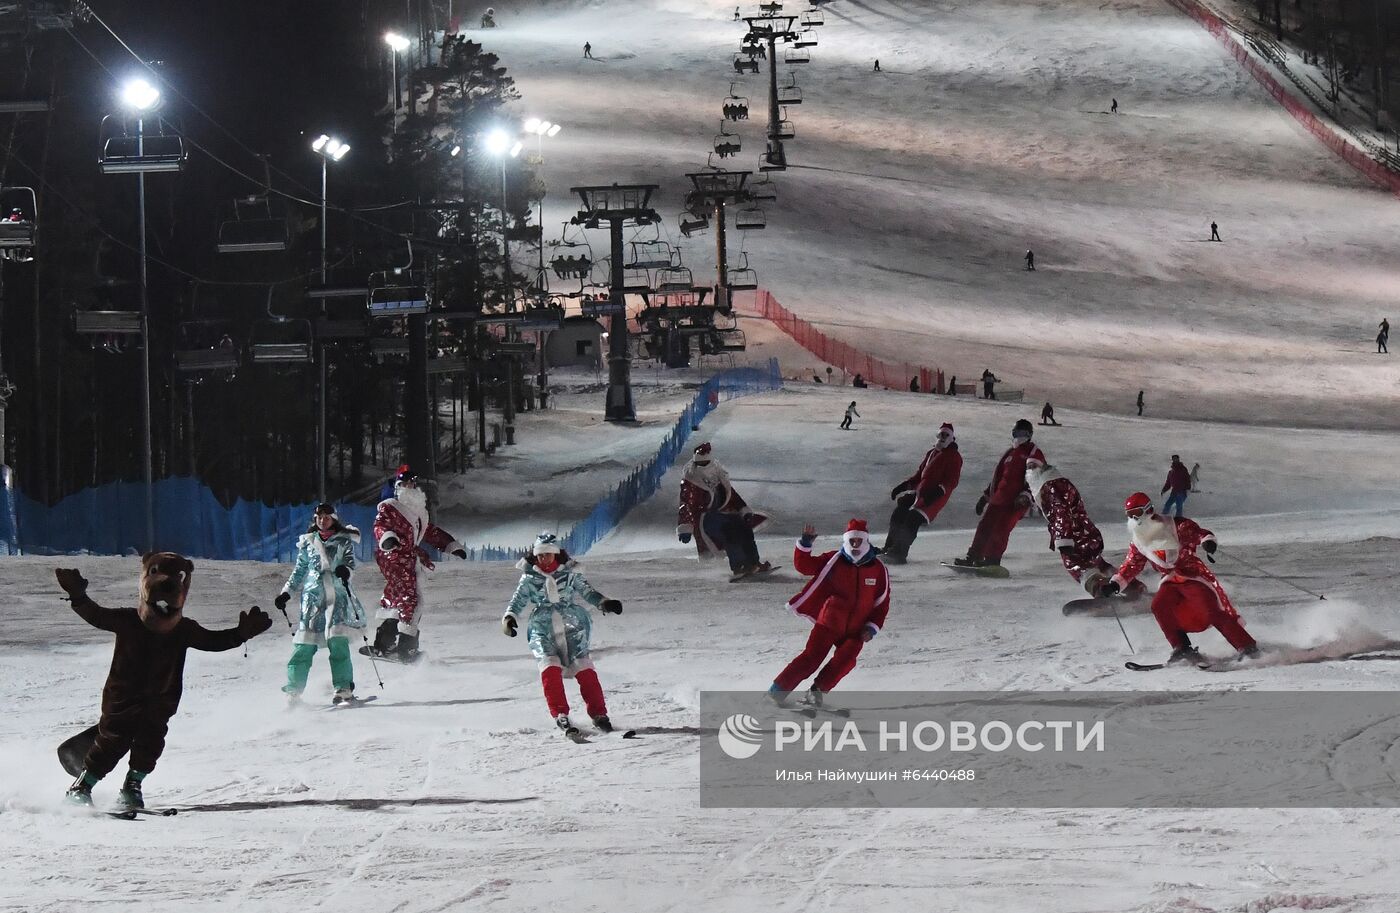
[373,494,462,632]
[985,440,1045,507]
[1113,514,1239,630]
[895,444,962,522]
[1029,469,1103,555]
[676,457,768,558]
[786,542,891,638]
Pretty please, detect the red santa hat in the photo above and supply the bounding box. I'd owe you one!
[842,518,872,559]
[692,442,713,462]
[936,422,955,444]
[1024,445,1047,469]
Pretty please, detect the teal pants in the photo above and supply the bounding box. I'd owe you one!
[283,637,354,694]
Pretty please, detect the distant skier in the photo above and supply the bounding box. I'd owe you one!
[909,376,919,393]
[1107,493,1258,664]
[840,401,860,430]
[769,520,891,707]
[1026,460,1137,597]
[1136,390,1144,416]
[1024,249,1035,270]
[1189,462,1201,492]
[676,442,771,578]
[946,375,958,395]
[873,59,881,72]
[981,368,999,400]
[883,422,962,564]
[956,419,1044,569]
[1160,454,1191,517]
[276,503,367,705]
[1110,98,1118,114]
[1040,402,1059,426]
[734,6,741,19]
[853,373,868,388]
[583,42,594,59]
[1378,318,1389,353]
[1210,221,1221,242]
[502,533,623,739]
[370,466,468,660]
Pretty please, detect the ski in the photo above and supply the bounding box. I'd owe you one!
[1124,661,1166,671]
[105,809,138,820]
[130,807,178,817]
[563,728,590,744]
[780,702,852,719]
[323,695,378,710]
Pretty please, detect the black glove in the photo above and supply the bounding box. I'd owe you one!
[334,565,351,582]
[452,548,467,560]
[975,496,987,517]
[1099,580,1121,598]
[1057,544,1074,555]
[890,484,907,502]
[55,568,89,599]
[238,606,273,639]
[600,599,623,615]
[679,532,692,544]
[1203,540,1217,557]
[274,591,291,612]
[380,535,399,552]
[502,614,518,637]
[926,485,945,504]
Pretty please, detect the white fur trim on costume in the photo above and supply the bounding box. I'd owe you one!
[446,539,466,556]
[377,528,399,550]
[1054,537,1075,549]
[795,538,814,553]
[786,551,842,615]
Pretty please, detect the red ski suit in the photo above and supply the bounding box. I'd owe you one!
[1112,514,1255,651]
[895,445,962,523]
[967,440,1044,563]
[773,540,891,693]
[373,496,462,634]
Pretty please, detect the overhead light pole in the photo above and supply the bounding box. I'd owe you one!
[484,127,523,430]
[523,117,561,410]
[384,32,410,122]
[311,134,349,502]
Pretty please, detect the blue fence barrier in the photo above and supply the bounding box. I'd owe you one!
[0,360,783,563]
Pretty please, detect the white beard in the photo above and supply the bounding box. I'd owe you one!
[393,486,430,543]
[684,458,730,493]
[1128,514,1179,568]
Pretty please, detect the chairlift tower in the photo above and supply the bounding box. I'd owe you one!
[569,184,660,423]
[743,16,800,170]
[684,170,751,314]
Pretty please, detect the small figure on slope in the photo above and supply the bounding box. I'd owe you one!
[1161,454,1191,518]
[769,521,890,706]
[276,503,367,704]
[1109,493,1258,665]
[1025,460,1140,598]
[502,533,623,739]
[55,556,272,809]
[371,466,467,659]
[883,421,962,564]
[677,442,771,579]
[840,401,860,430]
[956,419,1044,570]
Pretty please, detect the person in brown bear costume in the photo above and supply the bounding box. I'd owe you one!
[55,553,272,809]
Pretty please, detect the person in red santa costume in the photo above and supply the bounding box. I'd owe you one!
[882,422,962,565]
[1025,458,1143,598]
[768,519,891,707]
[1107,492,1259,664]
[955,418,1044,569]
[676,442,770,577]
[370,466,467,659]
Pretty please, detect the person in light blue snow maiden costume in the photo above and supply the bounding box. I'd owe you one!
[501,532,623,738]
[275,502,368,705]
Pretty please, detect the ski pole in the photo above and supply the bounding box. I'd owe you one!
[345,579,384,689]
[1218,548,1326,600]
[1108,600,1135,654]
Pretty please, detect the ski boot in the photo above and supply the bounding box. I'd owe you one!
[806,688,824,708]
[393,632,420,661]
[372,619,398,655]
[766,683,790,708]
[117,769,146,810]
[285,690,303,708]
[753,560,773,574]
[591,714,614,733]
[1233,644,1262,662]
[952,556,977,568]
[728,564,754,582]
[1166,644,1203,666]
[556,713,582,740]
[332,688,357,705]
[65,771,97,807]
[883,552,907,566]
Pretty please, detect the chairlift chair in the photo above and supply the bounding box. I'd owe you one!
[748,174,778,202]
[368,270,429,316]
[551,253,593,280]
[714,328,747,351]
[759,143,788,172]
[73,310,143,336]
[216,194,288,254]
[727,253,759,290]
[778,77,803,105]
[801,8,825,26]
[0,186,37,261]
[98,115,187,174]
[627,240,673,271]
[678,211,709,238]
[736,204,767,231]
[785,47,810,65]
[773,109,795,140]
[249,319,314,365]
[174,321,241,373]
[733,54,760,75]
[713,122,742,159]
[656,266,694,293]
[794,29,818,48]
[760,1,783,13]
[722,86,750,122]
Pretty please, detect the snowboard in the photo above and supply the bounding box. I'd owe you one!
[58,724,100,777]
[1062,592,1148,617]
[729,563,776,583]
[941,561,1010,579]
[358,646,423,664]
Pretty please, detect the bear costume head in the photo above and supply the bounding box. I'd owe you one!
[138,552,194,633]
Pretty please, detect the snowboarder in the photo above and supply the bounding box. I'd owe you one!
[1210,221,1221,242]
[583,42,594,58]
[55,556,272,809]
[840,401,860,430]
[956,419,1044,569]
[853,373,867,388]
[1106,493,1258,664]
[676,442,770,578]
[873,59,881,72]
[734,6,741,19]
[946,375,958,395]
[1190,462,1201,492]
[275,503,367,705]
[1161,454,1191,517]
[1110,98,1118,114]
[1040,402,1059,426]
[370,465,468,659]
[769,520,890,706]
[502,532,623,738]
[909,376,919,392]
[981,368,999,400]
[1378,318,1389,353]
[1024,249,1035,270]
[1136,390,1144,416]
[883,422,962,564]
[1026,460,1134,596]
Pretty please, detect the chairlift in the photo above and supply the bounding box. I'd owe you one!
[727,253,758,290]
[773,108,795,140]
[551,253,593,280]
[785,46,810,65]
[0,186,37,261]
[369,269,429,316]
[778,75,803,105]
[174,321,241,373]
[801,8,825,26]
[656,265,694,293]
[736,204,767,231]
[216,193,288,254]
[760,1,783,13]
[794,29,818,48]
[98,115,187,174]
[713,328,747,351]
[305,266,370,302]
[678,211,709,238]
[749,173,778,202]
[249,318,314,365]
[722,85,750,122]
[733,54,760,75]
[713,122,742,159]
[759,142,788,172]
[73,310,142,336]
[627,239,673,271]
[740,38,766,59]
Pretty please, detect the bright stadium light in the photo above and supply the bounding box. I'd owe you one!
[384,31,410,51]
[484,128,511,156]
[120,77,161,111]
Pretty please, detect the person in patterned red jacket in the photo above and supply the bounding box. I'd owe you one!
[1025,460,1142,598]
[676,443,770,576]
[956,419,1044,569]
[883,422,962,564]
[370,466,467,659]
[769,519,891,707]
[1108,492,1258,665]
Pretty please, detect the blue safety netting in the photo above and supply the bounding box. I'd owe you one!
[0,359,782,563]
